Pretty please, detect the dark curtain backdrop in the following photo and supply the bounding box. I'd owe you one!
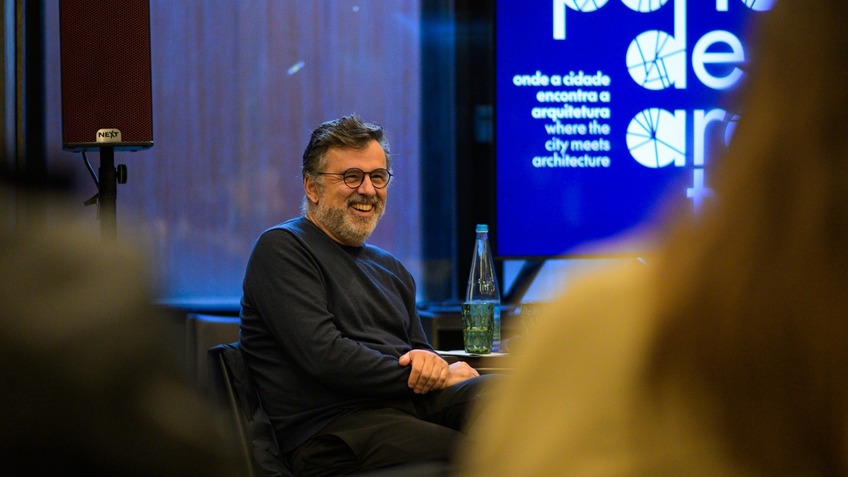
[44,0,423,303]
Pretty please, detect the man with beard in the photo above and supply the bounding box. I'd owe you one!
[239,114,488,477]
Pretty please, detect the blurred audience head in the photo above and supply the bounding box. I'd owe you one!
[650,0,848,474]
[0,167,239,475]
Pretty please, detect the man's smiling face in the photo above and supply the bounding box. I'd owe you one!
[304,139,388,246]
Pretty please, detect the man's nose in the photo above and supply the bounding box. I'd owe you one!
[356,174,377,195]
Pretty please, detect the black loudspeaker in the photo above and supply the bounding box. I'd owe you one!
[59,0,153,151]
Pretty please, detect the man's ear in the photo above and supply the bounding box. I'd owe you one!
[304,175,320,204]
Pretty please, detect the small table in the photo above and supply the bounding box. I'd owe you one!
[439,350,511,374]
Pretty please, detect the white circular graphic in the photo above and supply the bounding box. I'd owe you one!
[627,108,686,168]
[621,0,670,13]
[627,30,687,90]
[563,0,610,12]
[744,0,775,11]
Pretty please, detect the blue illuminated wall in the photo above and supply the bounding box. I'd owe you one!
[44,1,425,304]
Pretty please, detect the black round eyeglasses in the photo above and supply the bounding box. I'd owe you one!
[317,168,393,189]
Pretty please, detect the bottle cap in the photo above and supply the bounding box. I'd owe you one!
[476,224,488,233]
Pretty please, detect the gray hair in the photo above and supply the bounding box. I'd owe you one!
[301,114,391,180]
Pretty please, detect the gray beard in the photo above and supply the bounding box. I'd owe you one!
[313,195,384,246]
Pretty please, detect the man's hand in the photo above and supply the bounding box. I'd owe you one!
[445,360,480,387]
[398,349,448,394]
[399,351,482,394]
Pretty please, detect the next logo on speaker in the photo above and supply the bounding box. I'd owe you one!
[96,128,122,143]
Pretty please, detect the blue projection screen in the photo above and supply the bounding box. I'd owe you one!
[495,0,773,258]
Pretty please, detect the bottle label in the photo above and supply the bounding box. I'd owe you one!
[477,278,497,295]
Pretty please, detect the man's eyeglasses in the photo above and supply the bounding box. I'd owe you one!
[317,168,393,189]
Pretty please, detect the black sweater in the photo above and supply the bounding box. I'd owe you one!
[239,217,433,452]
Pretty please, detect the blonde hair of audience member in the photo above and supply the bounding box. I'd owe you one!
[0,183,240,475]
[459,1,848,476]
[649,0,848,474]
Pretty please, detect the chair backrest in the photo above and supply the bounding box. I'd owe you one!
[188,313,240,388]
[207,342,291,477]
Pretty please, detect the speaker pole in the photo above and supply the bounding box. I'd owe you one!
[98,146,117,240]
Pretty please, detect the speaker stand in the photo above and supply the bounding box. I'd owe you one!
[83,146,127,240]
